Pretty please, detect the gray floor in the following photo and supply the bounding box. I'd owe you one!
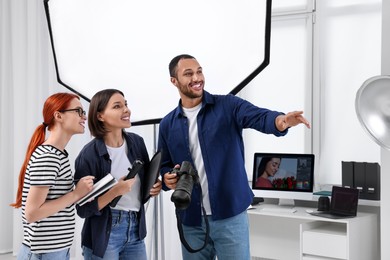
[0,254,15,260]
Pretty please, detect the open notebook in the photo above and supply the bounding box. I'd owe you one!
[76,174,117,206]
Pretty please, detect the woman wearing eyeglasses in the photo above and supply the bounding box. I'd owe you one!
[11,92,95,260]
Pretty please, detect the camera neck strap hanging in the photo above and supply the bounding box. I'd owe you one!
[175,205,210,253]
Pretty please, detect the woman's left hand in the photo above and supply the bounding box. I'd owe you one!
[150,179,162,196]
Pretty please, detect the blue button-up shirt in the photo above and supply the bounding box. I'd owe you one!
[158,91,287,226]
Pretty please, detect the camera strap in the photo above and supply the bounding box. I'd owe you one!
[175,206,210,253]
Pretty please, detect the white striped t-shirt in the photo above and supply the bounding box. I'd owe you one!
[21,145,76,253]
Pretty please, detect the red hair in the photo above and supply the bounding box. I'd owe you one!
[10,92,80,208]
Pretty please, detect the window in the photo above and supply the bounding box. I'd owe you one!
[241,2,314,179]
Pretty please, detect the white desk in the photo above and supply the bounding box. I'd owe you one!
[247,204,379,260]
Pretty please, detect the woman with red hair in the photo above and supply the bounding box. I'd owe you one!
[11,92,95,260]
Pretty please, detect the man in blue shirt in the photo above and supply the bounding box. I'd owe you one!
[158,54,310,260]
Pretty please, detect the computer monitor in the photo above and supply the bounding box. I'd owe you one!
[251,152,315,206]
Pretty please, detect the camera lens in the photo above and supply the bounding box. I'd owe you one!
[170,161,197,210]
[171,174,194,209]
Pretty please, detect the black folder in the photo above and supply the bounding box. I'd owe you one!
[354,162,366,194]
[143,151,162,203]
[342,161,354,189]
[364,162,380,200]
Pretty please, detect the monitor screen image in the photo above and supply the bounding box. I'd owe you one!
[252,153,314,194]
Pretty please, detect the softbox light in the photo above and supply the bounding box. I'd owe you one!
[356,75,390,149]
[44,0,271,125]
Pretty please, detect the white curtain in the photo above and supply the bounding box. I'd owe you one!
[1,1,161,258]
[1,0,61,255]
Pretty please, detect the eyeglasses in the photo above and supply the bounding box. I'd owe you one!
[59,108,86,117]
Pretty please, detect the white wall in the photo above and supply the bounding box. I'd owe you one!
[315,1,382,186]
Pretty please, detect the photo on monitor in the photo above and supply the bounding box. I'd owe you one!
[252,152,314,193]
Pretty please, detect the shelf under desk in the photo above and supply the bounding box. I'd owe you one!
[247,205,379,260]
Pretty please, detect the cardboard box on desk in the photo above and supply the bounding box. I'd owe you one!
[341,161,380,200]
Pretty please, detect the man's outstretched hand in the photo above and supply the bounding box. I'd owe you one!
[275,111,311,132]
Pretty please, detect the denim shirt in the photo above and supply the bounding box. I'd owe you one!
[158,91,287,226]
[74,132,149,258]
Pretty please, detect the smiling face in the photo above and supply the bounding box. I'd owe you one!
[264,158,281,177]
[60,97,86,135]
[170,58,205,108]
[97,93,131,132]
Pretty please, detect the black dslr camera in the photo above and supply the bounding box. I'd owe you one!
[170,161,199,210]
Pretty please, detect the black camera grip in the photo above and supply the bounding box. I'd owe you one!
[110,160,143,207]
